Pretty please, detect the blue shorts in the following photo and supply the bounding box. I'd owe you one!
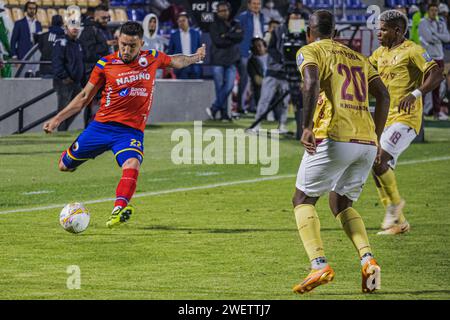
[61,121,144,170]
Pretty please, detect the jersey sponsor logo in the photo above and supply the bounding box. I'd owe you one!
[119,88,130,97]
[116,72,151,85]
[138,56,148,67]
[119,87,148,98]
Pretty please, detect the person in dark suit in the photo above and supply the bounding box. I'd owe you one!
[167,12,202,79]
[10,1,42,60]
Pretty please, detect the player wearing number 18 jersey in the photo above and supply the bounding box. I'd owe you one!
[369,10,442,235]
[43,22,206,227]
[291,10,390,294]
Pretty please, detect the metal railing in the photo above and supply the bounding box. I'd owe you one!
[0,88,56,134]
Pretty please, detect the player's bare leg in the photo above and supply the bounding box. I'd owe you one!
[329,192,381,293]
[372,149,409,234]
[292,189,335,294]
[107,158,140,228]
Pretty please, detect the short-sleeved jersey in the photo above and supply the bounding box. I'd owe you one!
[369,40,437,133]
[296,39,380,144]
[88,49,172,132]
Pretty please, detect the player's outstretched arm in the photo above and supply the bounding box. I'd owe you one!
[43,82,101,134]
[398,65,443,114]
[369,77,390,141]
[169,44,206,69]
[301,64,320,155]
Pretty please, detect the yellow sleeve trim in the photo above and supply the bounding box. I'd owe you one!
[300,62,319,76]
[114,148,144,159]
[423,62,439,76]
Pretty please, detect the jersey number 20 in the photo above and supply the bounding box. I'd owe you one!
[338,64,367,103]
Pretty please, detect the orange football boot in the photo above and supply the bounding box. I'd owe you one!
[293,265,335,294]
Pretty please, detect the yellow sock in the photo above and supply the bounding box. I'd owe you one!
[337,207,372,258]
[377,169,402,205]
[294,204,325,261]
[374,175,391,210]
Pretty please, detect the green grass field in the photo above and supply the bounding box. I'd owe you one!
[0,118,449,300]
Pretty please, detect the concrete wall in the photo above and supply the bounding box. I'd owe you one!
[0,79,214,136]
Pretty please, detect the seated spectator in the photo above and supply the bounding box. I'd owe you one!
[10,1,42,60]
[261,0,283,24]
[37,15,64,78]
[168,12,202,79]
[247,37,267,107]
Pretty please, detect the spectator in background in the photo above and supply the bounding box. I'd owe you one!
[10,1,42,60]
[247,9,305,134]
[207,1,243,121]
[143,13,168,79]
[0,0,12,78]
[264,18,280,46]
[168,12,202,79]
[419,2,450,120]
[237,0,265,113]
[37,15,64,78]
[52,20,84,131]
[81,6,95,26]
[439,2,450,30]
[247,37,267,107]
[261,0,283,24]
[410,0,428,44]
[142,13,168,52]
[94,5,116,54]
[291,0,312,19]
[79,5,112,128]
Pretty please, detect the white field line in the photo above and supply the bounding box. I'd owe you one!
[1,155,449,215]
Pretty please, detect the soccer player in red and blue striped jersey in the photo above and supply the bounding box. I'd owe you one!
[43,22,206,227]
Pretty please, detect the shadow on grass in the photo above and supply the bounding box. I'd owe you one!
[140,225,379,234]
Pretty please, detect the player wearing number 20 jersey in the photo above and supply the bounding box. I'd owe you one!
[291,10,390,295]
[297,39,380,145]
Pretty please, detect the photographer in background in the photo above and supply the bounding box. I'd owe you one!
[247,8,305,134]
[207,1,243,121]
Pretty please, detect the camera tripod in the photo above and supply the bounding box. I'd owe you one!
[247,74,303,140]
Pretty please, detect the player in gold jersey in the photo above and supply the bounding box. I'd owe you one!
[369,10,443,235]
[292,10,390,294]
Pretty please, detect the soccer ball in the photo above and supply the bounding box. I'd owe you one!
[59,203,90,234]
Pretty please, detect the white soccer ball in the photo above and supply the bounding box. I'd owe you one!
[59,203,90,234]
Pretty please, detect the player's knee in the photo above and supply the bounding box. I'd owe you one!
[122,157,140,170]
[292,189,317,207]
[58,161,71,172]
